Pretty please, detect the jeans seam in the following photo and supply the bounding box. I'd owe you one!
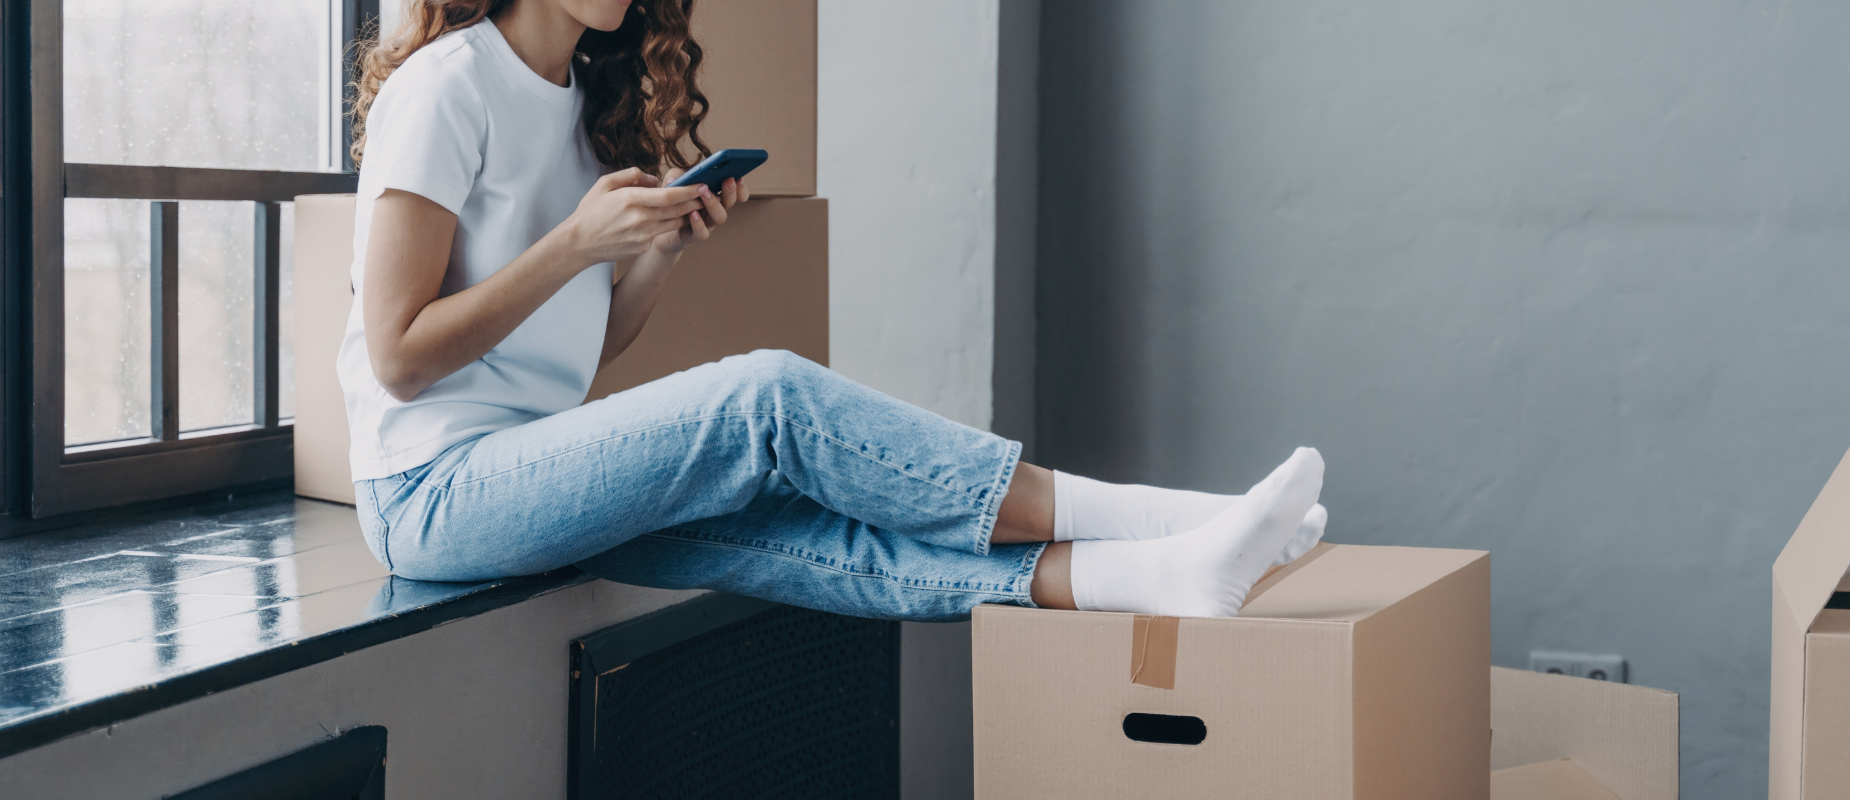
[640,530,1030,595]
[369,479,395,572]
[972,439,1022,557]
[1013,541,1047,608]
[444,410,1003,507]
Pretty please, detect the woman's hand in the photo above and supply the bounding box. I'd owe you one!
[592,173,750,369]
[562,168,707,265]
[649,173,751,255]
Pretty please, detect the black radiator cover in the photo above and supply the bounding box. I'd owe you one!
[568,594,900,800]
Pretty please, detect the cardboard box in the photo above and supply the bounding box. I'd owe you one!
[1489,666,1678,800]
[691,0,816,197]
[585,197,828,399]
[1772,447,1850,800]
[971,543,1490,799]
[1803,608,1850,796]
[1492,760,1621,800]
[292,195,359,505]
[292,196,829,503]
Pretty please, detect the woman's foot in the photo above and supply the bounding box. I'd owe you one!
[1066,448,1324,618]
[1051,471,1327,566]
[1278,503,1328,565]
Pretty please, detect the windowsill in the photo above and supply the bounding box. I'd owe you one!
[0,491,586,759]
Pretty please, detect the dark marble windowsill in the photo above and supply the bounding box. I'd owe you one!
[0,491,586,759]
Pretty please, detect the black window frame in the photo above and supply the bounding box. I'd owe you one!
[5,0,376,522]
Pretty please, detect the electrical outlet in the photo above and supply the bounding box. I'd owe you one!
[1528,651,1628,683]
[1528,651,1580,677]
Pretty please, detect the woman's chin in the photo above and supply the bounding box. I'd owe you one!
[578,2,632,32]
[584,14,626,32]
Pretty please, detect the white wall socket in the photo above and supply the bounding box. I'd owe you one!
[1528,650,1628,683]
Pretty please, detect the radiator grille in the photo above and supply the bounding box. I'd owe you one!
[571,597,899,800]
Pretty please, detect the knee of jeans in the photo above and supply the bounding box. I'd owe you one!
[723,349,821,394]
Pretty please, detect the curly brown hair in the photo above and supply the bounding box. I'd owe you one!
[349,0,710,174]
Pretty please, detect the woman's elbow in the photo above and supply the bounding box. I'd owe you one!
[382,381,423,404]
[370,355,426,402]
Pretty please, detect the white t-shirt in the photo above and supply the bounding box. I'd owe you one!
[337,19,610,480]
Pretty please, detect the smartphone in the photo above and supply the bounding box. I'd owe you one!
[667,148,768,192]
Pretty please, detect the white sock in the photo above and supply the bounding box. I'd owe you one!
[1053,471,1328,566]
[1053,471,1230,541]
[1068,448,1323,618]
[1278,503,1328,565]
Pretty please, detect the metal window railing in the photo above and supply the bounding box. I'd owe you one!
[58,165,358,463]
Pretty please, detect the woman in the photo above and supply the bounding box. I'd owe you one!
[342,0,1329,621]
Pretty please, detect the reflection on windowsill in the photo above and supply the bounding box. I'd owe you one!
[0,492,575,733]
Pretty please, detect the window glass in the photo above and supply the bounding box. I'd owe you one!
[64,199,151,446]
[63,0,333,171]
[178,201,254,432]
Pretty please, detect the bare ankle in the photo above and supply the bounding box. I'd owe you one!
[1029,541,1076,609]
[993,462,1057,544]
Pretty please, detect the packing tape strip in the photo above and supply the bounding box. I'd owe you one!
[1130,614,1180,690]
[1126,544,1339,690]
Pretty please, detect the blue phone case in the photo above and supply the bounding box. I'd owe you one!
[667,148,768,192]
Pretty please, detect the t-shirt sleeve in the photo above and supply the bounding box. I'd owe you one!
[363,66,486,215]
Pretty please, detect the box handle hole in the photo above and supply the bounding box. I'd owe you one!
[1122,713,1207,745]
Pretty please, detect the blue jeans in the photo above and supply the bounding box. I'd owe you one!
[355,349,1045,621]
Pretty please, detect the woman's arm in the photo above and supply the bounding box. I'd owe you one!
[364,168,705,401]
[596,175,751,368]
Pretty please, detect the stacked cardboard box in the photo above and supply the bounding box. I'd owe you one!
[1772,448,1850,800]
[294,0,825,503]
[291,195,361,504]
[582,198,827,399]
[690,0,816,197]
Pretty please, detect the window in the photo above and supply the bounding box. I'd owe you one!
[8,0,373,520]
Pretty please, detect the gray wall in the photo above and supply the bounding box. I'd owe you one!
[1036,2,1850,796]
[994,0,1041,464]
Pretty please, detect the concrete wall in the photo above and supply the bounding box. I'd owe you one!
[0,581,700,799]
[1037,2,1850,797]
[820,1,998,431]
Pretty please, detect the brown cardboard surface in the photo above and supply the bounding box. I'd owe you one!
[1490,666,1678,800]
[1244,541,1335,605]
[971,544,1489,799]
[1353,551,1491,799]
[973,607,1354,799]
[292,196,828,502]
[584,198,828,399]
[1802,610,1850,797]
[1491,760,1622,800]
[1240,543,1486,622]
[690,0,816,197]
[292,195,358,505]
[1772,447,1850,799]
[1776,581,1810,800]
